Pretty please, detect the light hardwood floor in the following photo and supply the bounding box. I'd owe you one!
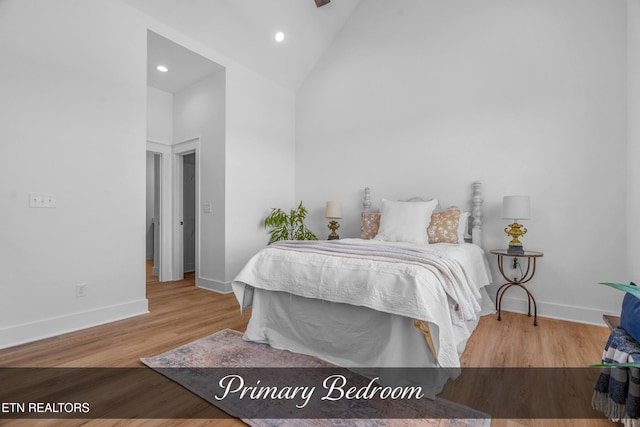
[0,268,618,427]
[444,311,618,427]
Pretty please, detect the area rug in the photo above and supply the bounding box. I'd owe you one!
[141,329,490,426]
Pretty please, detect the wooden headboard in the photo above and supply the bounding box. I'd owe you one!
[361,181,484,246]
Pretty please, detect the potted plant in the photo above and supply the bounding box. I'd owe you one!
[263,201,318,245]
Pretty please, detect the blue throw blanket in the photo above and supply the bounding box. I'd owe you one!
[592,327,640,426]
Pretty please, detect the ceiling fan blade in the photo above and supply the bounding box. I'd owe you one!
[315,0,330,7]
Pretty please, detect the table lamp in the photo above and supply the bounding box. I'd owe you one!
[502,195,530,254]
[325,201,342,240]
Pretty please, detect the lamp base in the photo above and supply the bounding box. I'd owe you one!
[327,220,340,240]
[507,245,524,254]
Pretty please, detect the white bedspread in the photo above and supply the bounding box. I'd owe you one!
[232,239,492,368]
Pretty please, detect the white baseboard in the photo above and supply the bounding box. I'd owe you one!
[0,299,149,350]
[498,295,610,326]
[196,276,232,294]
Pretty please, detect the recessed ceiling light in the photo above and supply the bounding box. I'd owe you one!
[275,32,285,43]
[156,65,168,72]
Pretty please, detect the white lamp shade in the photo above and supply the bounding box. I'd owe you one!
[325,201,342,219]
[502,196,530,220]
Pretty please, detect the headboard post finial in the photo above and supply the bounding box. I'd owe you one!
[363,187,372,212]
[471,181,483,246]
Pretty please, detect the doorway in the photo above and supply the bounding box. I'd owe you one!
[171,138,200,281]
[145,140,199,283]
[146,141,172,282]
[146,152,161,283]
[146,30,224,286]
[182,153,196,273]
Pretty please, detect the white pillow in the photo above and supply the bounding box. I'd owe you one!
[374,198,439,244]
[458,211,470,243]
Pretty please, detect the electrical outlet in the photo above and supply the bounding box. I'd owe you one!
[29,193,56,208]
[76,283,87,298]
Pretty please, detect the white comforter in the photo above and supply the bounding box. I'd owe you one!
[232,238,492,368]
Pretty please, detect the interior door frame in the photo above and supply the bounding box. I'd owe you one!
[146,141,172,282]
[172,138,200,282]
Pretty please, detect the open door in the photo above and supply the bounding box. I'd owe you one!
[183,153,196,273]
[172,138,200,282]
[146,141,172,282]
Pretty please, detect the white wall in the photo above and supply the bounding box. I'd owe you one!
[147,65,296,290]
[145,88,170,265]
[140,22,297,286]
[0,0,297,348]
[147,87,173,144]
[146,88,174,282]
[0,0,149,347]
[296,0,628,324]
[5,0,627,349]
[629,0,640,281]
[225,67,297,282]
[173,71,227,289]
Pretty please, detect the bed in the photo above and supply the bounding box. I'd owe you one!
[231,182,493,397]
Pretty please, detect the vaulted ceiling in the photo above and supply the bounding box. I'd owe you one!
[123,0,363,91]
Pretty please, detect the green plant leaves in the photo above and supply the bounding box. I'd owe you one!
[591,362,640,368]
[263,201,318,244]
[599,282,640,300]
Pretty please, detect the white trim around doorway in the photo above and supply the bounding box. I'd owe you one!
[146,140,172,282]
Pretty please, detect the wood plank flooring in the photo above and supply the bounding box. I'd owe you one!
[146,260,159,284]
[445,311,618,427]
[461,310,610,368]
[0,269,618,427]
[0,273,249,368]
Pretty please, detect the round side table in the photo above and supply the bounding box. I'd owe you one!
[490,249,544,326]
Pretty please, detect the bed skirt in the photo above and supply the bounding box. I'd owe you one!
[241,287,493,398]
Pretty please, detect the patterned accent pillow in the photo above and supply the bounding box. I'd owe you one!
[362,209,463,243]
[361,212,381,240]
[427,208,461,244]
